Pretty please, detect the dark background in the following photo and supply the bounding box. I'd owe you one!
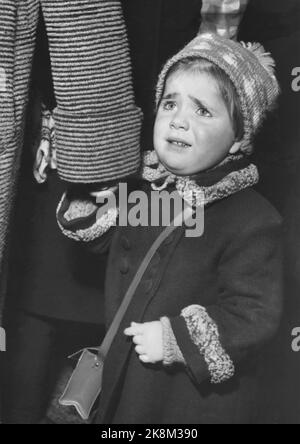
[239,0,300,424]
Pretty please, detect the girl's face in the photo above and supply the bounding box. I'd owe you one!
[154,70,240,176]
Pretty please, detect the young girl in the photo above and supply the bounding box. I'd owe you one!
[57,34,282,424]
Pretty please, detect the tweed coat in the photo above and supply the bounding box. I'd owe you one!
[0,0,142,265]
[0,0,39,317]
[0,0,142,321]
[78,183,282,424]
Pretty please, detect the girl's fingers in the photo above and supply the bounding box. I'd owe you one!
[131,322,144,334]
[135,345,146,355]
[124,322,144,336]
[124,327,134,336]
[139,355,150,363]
[132,335,143,345]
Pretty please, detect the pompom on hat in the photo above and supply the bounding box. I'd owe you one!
[156,33,280,155]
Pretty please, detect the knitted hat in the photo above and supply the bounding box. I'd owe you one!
[42,0,143,183]
[156,33,280,154]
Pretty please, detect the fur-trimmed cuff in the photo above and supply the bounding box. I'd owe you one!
[56,192,118,242]
[160,317,186,366]
[181,305,235,384]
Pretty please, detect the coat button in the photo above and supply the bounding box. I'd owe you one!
[120,258,130,274]
[121,236,131,251]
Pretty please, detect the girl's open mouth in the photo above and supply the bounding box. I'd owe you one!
[167,139,192,149]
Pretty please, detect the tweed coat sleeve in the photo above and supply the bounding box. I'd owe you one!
[200,0,249,39]
[38,0,142,184]
[169,212,283,386]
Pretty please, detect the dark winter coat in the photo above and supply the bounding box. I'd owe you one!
[86,183,282,424]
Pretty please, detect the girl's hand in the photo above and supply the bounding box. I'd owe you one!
[124,321,164,364]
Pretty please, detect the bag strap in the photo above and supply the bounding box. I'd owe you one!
[98,206,193,358]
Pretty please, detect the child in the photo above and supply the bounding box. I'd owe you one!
[57,34,282,424]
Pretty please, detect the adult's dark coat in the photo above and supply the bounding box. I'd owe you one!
[87,184,282,424]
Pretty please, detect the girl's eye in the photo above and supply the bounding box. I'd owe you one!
[196,107,211,118]
[162,101,177,111]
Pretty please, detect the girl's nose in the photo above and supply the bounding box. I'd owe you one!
[170,113,189,131]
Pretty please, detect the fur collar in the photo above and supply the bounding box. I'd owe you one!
[141,151,259,208]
